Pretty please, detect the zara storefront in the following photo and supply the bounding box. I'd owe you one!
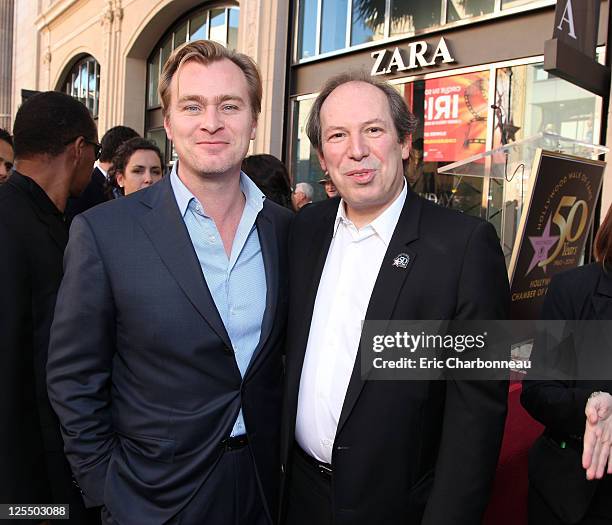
[285,0,609,238]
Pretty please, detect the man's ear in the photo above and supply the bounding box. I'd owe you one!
[163,115,173,141]
[250,117,258,141]
[317,149,327,172]
[401,136,411,160]
[71,136,85,166]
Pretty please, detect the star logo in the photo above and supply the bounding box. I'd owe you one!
[525,216,559,276]
[392,253,410,269]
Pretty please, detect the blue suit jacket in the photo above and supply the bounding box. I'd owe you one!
[47,174,291,524]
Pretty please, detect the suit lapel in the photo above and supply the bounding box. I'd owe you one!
[137,177,232,349]
[336,190,422,435]
[246,204,279,373]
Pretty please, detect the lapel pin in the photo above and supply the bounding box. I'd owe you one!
[392,253,410,269]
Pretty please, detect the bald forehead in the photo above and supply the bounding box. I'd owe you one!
[327,79,386,103]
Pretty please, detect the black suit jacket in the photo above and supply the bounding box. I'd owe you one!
[521,263,612,522]
[281,190,510,525]
[0,172,97,524]
[47,174,292,524]
[64,166,109,223]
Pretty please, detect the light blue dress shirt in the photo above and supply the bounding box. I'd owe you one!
[170,163,267,436]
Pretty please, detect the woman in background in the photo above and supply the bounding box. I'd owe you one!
[106,137,163,197]
[521,205,612,524]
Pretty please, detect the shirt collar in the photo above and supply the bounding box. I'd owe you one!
[170,160,265,218]
[9,170,64,218]
[333,179,407,246]
[95,160,108,178]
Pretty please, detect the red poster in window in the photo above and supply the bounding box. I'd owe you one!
[423,72,489,163]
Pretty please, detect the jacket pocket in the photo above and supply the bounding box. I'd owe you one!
[117,431,176,463]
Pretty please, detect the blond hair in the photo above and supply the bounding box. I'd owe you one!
[158,40,262,119]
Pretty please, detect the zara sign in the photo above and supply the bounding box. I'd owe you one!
[370,37,455,76]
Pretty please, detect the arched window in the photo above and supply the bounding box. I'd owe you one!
[61,55,100,119]
[145,4,239,165]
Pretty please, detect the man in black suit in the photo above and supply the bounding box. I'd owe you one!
[0,91,101,524]
[47,40,291,525]
[64,125,138,222]
[280,72,510,525]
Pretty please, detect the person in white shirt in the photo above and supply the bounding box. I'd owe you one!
[280,71,510,525]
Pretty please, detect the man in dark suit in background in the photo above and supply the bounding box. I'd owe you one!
[280,72,510,525]
[0,91,101,524]
[47,40,291,525]
[64,125,138,222]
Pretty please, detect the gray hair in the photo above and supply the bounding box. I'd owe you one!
[305,71,418,152]
[295,182,314,200]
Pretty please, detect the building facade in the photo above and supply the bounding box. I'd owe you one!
[10,0,289,161]
[8,0,612,242]
[285,0,612,262]
[0,0,14,131]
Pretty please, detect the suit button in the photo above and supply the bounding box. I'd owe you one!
[281,463,285,473]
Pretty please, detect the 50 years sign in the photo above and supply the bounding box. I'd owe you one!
[508,150,605,319]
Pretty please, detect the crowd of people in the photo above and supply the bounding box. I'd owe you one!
[0,38,610,525]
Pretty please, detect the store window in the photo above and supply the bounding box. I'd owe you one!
[298,0,318,58]
[291,97,327,202]
[295,0,547,60]
[446,0,494,23]
[494,63,602,147]
[501,0,540,9]
[289,61,602,221]
[351,0,385,46]
[145,3,239,165]
[492,60,601,254]
[61,55,100,119]
[321,0,349,53]
[400,71,490,218]
[390,0,441,36]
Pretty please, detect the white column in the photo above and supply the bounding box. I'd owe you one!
[238,0,289,158]
[0,0,14,130]
[111,1,124,126]
[99,0,114,133]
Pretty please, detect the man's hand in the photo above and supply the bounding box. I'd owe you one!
[582,391,612,480]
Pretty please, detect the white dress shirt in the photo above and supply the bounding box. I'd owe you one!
[295,181,407,463]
